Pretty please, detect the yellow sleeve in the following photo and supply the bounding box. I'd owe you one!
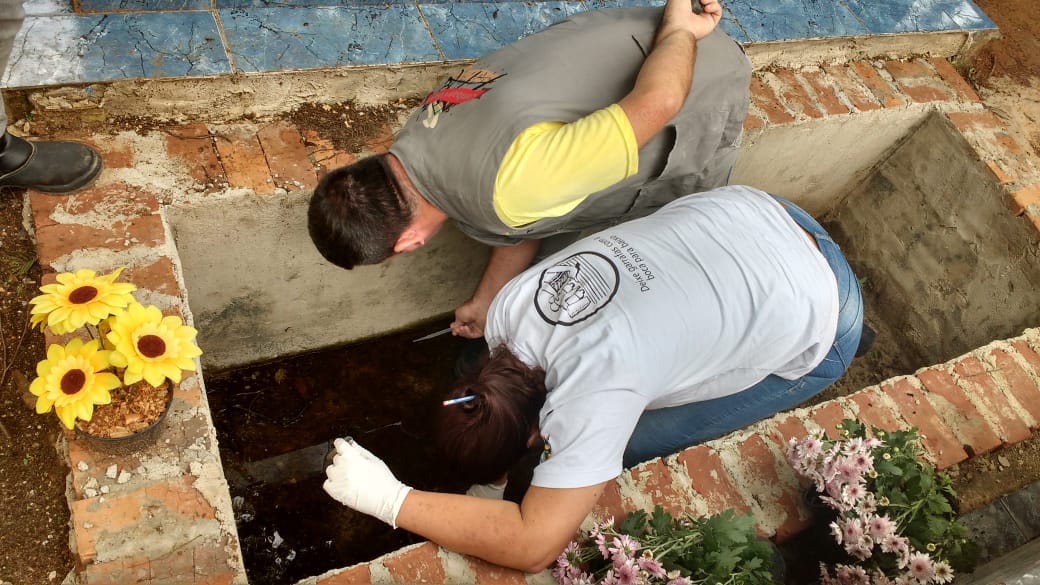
[493,104,639,227]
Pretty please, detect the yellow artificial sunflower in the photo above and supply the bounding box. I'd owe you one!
[30,338,120,429]
[106,302,203,387]
[29,268,137,334]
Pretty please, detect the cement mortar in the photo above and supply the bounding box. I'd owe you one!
[166,190,490,371]
[10,31,997,127]
[826,112,1040,366]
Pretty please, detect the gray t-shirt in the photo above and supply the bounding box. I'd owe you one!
[484,185,839,488]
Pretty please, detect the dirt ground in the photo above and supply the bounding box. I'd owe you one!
[1,1,1039,583]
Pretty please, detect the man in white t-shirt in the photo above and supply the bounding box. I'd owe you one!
[322,185,864,572]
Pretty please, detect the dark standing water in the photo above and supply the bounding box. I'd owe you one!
[205,323,472,585]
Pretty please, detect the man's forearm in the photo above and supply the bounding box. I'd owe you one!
[471,239,541,305]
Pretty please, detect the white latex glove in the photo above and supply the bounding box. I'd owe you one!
[323,437,412,528]
[465,480,507,500]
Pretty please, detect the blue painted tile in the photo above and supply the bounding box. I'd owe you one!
[726,0,867,42]
[216,0,387,7]
[3,13,230,88]
[24,0,74,16]
[844,0,996,33]
[219,5,440,72]
[421,1,584,60]
[77,0,211,12]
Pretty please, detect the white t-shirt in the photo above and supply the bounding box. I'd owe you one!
[483,185,839,489]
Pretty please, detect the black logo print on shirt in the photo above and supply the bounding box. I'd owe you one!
[534,252,619,326]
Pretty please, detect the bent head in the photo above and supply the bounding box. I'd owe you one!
[307,154,415,269]
[435,345,548,485]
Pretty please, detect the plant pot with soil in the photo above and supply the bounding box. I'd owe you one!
[26,268,202,447]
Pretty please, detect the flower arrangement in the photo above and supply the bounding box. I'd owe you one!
[27,268,202,435]
[553,505,777,585]
[786,419,978,584]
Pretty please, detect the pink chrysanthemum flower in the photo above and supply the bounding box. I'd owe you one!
[867,515,896,540]
[908,552,934,581]
[608,534,640,561]
[836,564,869,585]
[842,518,864,543]
[638,553,667,579]
[829,521,843,545]
[615,559,640,585]
[880,533,907,554]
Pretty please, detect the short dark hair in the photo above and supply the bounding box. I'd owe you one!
[434,345,548,485]
[307,154,415,269]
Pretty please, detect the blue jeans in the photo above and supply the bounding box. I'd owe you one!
[622,195,863,468]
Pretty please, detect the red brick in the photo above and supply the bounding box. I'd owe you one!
[1011,340,1040,375]
[382,542,446,584]
[677,445,749,515]
[78,558,151,585]
[70,476,218,564]
[122,256,180,298]
[363,123,395,155]
[742,112,766,130]
[985,160,1016,184]
[761,416,813,491]
[953,357,1032,445]
[761,414,810,453]
[470,557,528,585]
[772,70,823,119]
[994,132,1026,154]
[847,386,905,433]
[749,77,796,125]
[29,183,160,230]
[213,125,274,194]
[880,378,968,469]
[257,122,318,191]
[81,135,135,170]
[35,214,166,269]
[916,368,1002,457]
[734,434,809,540]
[809,401,848,440]
[849,61,907,108]
[628,459,693,517]
[822,63,882,112]
[927,58,980,102]
[304,129,357,177]
[164,123,225,188]
[316,564,372,585]
[191,541,240,585]
[592,480,627,522]
[801,69,850,115]
[946,110,1003,133]
[987,348,1040,426]
[883,60,953,103]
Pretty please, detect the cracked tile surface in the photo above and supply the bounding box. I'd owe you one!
[219,4,440,71]
[7,0,996,88]
[5,12,230,87]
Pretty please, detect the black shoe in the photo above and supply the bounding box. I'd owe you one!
[0,132,102,194]
[855,323,876,358]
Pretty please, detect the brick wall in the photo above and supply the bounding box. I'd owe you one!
[26,57,1040,585]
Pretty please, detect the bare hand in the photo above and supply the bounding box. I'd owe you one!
[661,0,723,40]
[451,298,489,339]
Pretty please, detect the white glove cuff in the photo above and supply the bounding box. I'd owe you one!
[383,485,413,529]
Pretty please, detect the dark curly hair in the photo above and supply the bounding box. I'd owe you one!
[307,154,415,269]
[435,345,548,486]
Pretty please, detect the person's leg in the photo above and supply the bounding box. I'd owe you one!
[623,198,863,467]
[0,0,22,135]
[0,1,103,194]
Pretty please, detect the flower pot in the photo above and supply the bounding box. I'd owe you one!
[75,380,173,453]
